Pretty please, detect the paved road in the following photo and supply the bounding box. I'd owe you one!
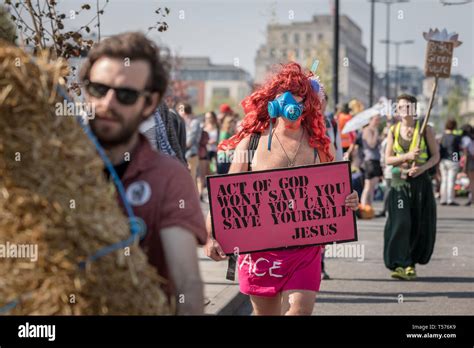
[199,191,473,315]
[313,200,474,315]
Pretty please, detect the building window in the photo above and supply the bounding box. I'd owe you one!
[306,33,312,43]
[282,33,288,44]
[295,49,299,59]
[281,49,287,59]
[270,48,275,58]
[318,33,324,40]
[294,33,299,44]
[212,87,230,99]
[305,49,310,59]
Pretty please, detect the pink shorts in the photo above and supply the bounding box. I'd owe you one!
[237,246,322,297]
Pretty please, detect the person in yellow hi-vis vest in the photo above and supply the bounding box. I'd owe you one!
[384,94,440,280]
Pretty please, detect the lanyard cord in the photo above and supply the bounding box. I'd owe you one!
[55,86,144,236]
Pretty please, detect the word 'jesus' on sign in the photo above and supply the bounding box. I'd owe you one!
[207,162,358,255]
[425,40,454,78]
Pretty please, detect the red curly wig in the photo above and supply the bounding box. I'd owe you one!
[218,62,333,162]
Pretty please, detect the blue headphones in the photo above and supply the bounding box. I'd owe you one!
[267,92,304,150]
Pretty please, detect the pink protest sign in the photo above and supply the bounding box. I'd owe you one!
[207,161,357,255]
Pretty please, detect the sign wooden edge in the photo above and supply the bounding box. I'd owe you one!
[206,160,359,256]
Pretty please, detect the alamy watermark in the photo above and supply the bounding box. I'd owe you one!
[324,242,365,262]
[55,100,95,120]
[0,242,38,262]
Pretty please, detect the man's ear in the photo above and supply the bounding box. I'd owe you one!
[142,92,160,118]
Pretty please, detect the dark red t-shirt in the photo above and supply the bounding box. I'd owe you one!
[116,135,207,298]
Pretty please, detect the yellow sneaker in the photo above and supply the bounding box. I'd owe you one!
[390,267,408,280]
[405,266,417,280]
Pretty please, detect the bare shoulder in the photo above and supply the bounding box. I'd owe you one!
[234,134,251,152]
[229,134,253,174]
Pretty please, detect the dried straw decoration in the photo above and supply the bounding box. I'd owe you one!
[0,41,172,315]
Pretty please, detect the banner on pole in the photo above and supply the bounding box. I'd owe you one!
[424,40,454,78]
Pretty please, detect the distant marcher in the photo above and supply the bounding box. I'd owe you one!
[197,125,210,201]
[461,124,474,206]
[439,118,462,206]
[163,96,187,160]
[322,92,343,162]
[360,115,383,214]
[204,111,220,173]
[376,126,393,218]
[178,103,202,183]
[336,103,355,154]
[217,103,233,127]
[216,115,236,174]
[383,94,440,280]
[162,103,187,163]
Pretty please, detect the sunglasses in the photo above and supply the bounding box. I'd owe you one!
[84,80,151,105]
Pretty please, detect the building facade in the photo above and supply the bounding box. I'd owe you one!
[173,57,252,112]
[387,66,425,98]
[255,15,380,107]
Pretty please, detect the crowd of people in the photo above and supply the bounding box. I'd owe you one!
[329,96,474,280]
[333,100,474,216]
[73,31,473,315]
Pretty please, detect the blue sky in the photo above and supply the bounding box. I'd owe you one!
[55,0,473,79]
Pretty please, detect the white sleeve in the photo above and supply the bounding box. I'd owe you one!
[461,136,471,150]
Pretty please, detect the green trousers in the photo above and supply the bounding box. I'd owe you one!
[383,173,437,270]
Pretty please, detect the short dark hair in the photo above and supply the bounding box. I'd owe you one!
[461,124,473,138]
[178,103,192,115]
[341,103,351,114]
[79,32,169,101]
[445,118,457,131]
[397,93,417,106]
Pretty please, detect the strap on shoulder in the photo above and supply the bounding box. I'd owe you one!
[226,133,261,282]
[247,133,261,172]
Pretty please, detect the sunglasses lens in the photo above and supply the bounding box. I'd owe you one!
[87,82,109,98]
[116,89,140,105]
[86,81,143,105]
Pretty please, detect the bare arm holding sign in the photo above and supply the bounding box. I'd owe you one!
[205,136,251,261]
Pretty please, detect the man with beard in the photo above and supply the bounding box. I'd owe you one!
[80,32,207,314]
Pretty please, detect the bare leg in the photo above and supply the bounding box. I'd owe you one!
[368,177,379,205]
[468,171,474,203]
[250,294,282,315]
[361,177,379,206]
[361,179,372,206]
[281,290,316,316]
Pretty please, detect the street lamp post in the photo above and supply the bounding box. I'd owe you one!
[380,39,414,96]
[369,0,375,106]
[372,0,409,100]
[333,0,340,114]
